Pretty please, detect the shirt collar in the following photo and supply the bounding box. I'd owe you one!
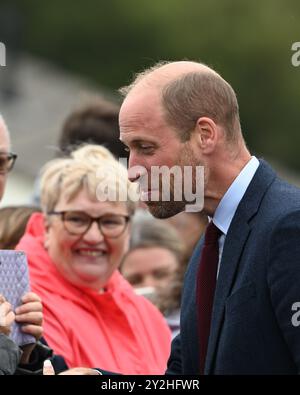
[212,156,259,235]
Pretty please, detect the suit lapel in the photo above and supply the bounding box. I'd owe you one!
[204,160,276,374]
[204,214,251,373]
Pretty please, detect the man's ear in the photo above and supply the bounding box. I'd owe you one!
[194,117,218,154]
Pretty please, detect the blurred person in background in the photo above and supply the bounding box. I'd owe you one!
[164,212,208,258]
[121,217,183,292]
[33,97,128,206]
[161,212,208,338]
[0,206,41,250]
[121,216,184,339]
[18,144,171,374]
[58,97,127,160]
[0,114,45,375]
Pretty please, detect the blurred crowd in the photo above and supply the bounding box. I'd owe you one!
[0,97,207,375]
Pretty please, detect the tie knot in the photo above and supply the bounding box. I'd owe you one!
[204,221,221,245]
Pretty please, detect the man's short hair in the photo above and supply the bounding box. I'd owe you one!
[161,71,241,142]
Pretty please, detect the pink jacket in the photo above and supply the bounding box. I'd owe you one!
[17,213,171,374]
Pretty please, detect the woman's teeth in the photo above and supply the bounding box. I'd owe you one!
[78,250,105,257]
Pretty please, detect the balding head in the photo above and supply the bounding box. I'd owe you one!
[120,60,242,142]
[120,61,217,94]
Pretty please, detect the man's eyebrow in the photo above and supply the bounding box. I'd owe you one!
[122,138,156,147]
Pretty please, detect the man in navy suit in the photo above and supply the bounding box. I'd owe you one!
[119,61,300,374]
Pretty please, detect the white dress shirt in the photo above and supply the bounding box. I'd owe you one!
[211,156,260,277]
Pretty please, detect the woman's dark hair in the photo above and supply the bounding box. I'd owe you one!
[0,205,41,249]
[59,98,128,160]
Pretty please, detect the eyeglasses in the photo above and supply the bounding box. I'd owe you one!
[0,152,17,173]
[48,210,130,238]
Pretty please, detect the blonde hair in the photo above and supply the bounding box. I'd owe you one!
[40,144,137,215]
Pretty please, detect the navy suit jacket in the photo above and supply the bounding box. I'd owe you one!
[167,160,300,374]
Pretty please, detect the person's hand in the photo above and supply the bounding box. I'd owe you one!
[15,292,43,364]
[0,294,15,336]
[59,368,101,375]
[15,292,43,341]
[43,360,101,375]
[43,360,55,375]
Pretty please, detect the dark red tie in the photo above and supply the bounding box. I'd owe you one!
[196,221,222,374]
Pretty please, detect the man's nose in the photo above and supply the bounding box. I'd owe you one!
[128,155,147,183]
[140,275,157,289]
[128,171,138,183]
[128,153,139,182]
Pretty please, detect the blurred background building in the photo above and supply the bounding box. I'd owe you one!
[1,0,300,205]
[0,54,106,205]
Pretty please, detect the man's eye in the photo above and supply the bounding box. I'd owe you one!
[124,147,130,153]
[153,270,171,279]
[139,145,154,152]
[127,275,142,286]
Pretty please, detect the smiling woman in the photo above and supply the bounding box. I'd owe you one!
[16,144,171,374]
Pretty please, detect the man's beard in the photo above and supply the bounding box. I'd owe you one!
[143,146,203,219]
[146,198,187,219]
